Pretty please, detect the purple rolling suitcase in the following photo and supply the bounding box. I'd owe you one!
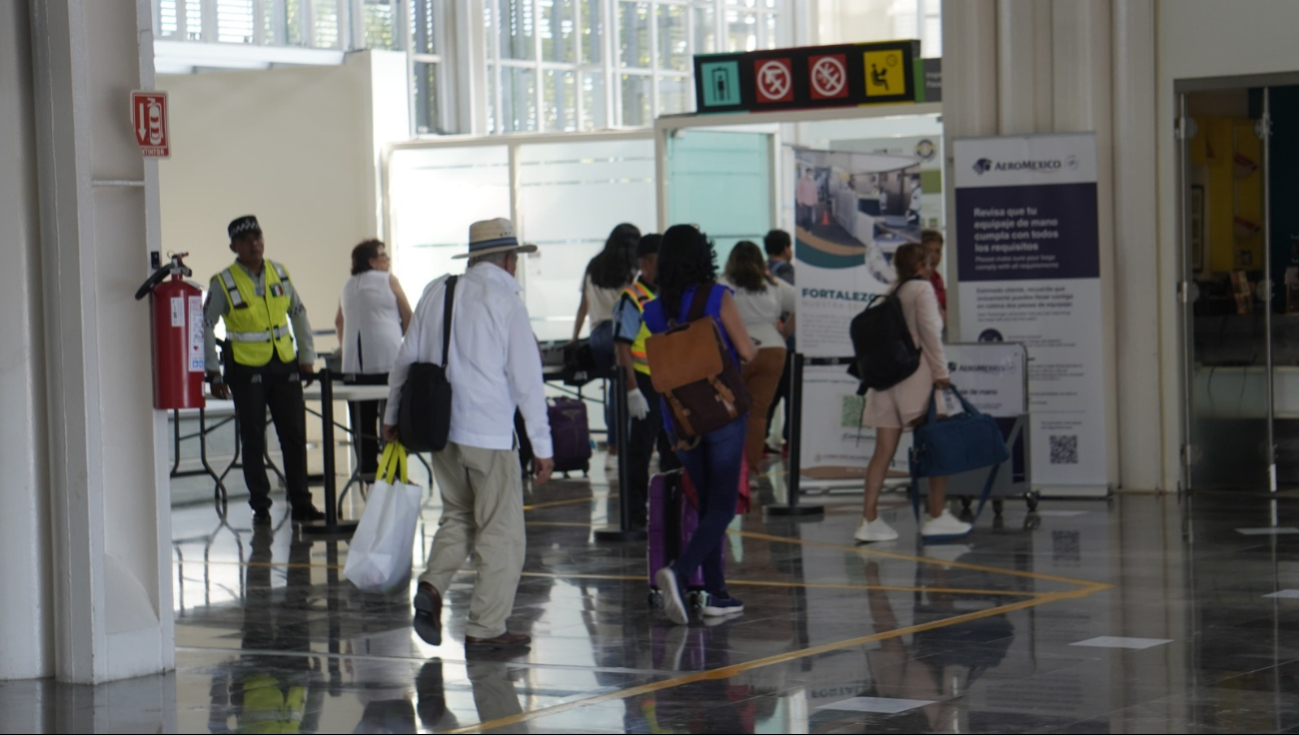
[648,470,722,608]
[548,397,592,476]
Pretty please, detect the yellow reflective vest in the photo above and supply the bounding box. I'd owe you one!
[621,280,655,375]
[216,260,297,367]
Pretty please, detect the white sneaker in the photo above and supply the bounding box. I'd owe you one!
[854,516,899,543]
[920,509,973,540]
[655,567,690,625]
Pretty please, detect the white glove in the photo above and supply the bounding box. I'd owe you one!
[627,388,651,420]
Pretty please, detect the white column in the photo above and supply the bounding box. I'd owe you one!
[29,0,173,683]
[997,0,1052,134]
[0,0,54,684]
[941,0,999,336]
[1051,0,1120,488]
[1111,0,1161,490]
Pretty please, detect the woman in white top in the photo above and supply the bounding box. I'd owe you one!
[722,240,797,476]
[571,223,640,456]
[335,239,413,478]
[855,243,970,543]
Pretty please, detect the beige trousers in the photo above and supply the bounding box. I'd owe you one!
[742,347,788,473]
[419,441,525,639]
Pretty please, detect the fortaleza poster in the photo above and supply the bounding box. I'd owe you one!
[953,133,1108,495]
[793,147,923,479]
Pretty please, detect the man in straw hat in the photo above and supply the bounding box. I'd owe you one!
[384,217,553,651]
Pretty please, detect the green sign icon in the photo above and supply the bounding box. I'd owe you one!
[700,61,741,107]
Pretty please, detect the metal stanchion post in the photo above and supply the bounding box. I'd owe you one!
[766,352,823,517]
[595,367,647,542]
[302,368,358,536]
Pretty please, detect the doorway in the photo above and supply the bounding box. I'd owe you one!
[1182,83,1299,491]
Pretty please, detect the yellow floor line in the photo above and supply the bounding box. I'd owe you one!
[524,494,614,511]
[444,587,1102,734]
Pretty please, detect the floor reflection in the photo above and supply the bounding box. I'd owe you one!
[21,465,1299,731]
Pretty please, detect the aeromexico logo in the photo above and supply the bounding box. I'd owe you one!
[973,155,1078,175]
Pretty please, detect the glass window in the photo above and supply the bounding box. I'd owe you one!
[311,0,341,48]
[413,61,440,134]
[692,4,716,55]
[502,66,539,133]
[620,73,653,127]
[726,9,757,53]
[363,0,399,49]
[580,71,607,129]
[216,0,255,43]
[412,0,437,54]
[286,0,303,44]
[157,0,180,38]
[580,0,603,63]
[618,1,651,69]
[763,10,777,48]
[542,69,578,131]
[186,0,204,39]
[656,2,687,72]
[541,0,576,63]
[658,75,691,115]
[499,0,536,60]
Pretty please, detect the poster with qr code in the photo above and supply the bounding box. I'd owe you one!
[954,133,1108,494]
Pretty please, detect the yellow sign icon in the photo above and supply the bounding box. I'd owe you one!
[863,50,904,97]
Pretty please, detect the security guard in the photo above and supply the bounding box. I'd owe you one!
[612,234,681,530]
[206,215,324,524]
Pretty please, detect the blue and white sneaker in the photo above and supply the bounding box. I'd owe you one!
[656,566,690,625]
[701,593,744,617]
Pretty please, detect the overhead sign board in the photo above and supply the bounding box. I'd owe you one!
[692,40,920,115]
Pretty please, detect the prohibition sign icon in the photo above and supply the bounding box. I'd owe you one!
[756,59,793,102]
[809,55,847,99]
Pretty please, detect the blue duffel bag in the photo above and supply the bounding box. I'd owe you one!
[909,386,1010,524]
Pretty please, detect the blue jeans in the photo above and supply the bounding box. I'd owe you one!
[672,415,746,596]
[590,321,617,450]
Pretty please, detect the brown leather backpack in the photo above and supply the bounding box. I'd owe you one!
[646,288,751,449]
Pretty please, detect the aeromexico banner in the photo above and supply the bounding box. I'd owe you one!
[953,133,1107,493]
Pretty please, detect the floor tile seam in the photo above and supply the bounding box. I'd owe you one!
[735,529,1113,591]
[178,560,1041,597]
[441,589,1103,734]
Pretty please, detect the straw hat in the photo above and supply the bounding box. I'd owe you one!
[452,218,538,259]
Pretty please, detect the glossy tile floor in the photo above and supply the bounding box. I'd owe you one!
[10,458,1299,733]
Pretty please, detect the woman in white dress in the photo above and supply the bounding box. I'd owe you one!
[335,239,413,479]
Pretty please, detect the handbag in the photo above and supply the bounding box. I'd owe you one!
[398,275,457,453]
[646,286,752,450]
[909,386,1010,520]
[344,443,422,594]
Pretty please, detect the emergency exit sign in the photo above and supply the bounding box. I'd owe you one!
[131,90,170,158]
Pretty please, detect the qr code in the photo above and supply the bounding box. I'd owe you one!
[1049,435,1079,465]
[841,395,865,428]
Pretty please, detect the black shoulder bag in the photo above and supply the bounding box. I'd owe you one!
[399,275,458,452]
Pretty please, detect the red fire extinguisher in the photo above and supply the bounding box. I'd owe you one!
[135,252,206,410]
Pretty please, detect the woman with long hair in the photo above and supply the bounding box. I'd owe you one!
[335,239,413,479]
[643,225,758,625]
[572,223,641,457]
[721,241,797,478]
[855,243,969,542]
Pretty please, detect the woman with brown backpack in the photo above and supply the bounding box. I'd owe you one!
[642,225,758,625]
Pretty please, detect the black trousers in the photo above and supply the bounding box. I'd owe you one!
[345,372,389,477]
[227,357,312,511]
[627,371,681,528]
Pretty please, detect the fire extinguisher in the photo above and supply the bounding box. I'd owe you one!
[135,252,206,410]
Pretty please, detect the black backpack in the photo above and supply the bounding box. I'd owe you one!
[847,279,923,395]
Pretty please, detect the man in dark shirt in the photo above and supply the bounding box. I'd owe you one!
[764,229,795,453]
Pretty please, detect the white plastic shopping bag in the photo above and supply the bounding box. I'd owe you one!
[344,442,422,594]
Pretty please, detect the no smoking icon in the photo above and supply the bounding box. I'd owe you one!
[809,54,848,100]
[754,58,793,103]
